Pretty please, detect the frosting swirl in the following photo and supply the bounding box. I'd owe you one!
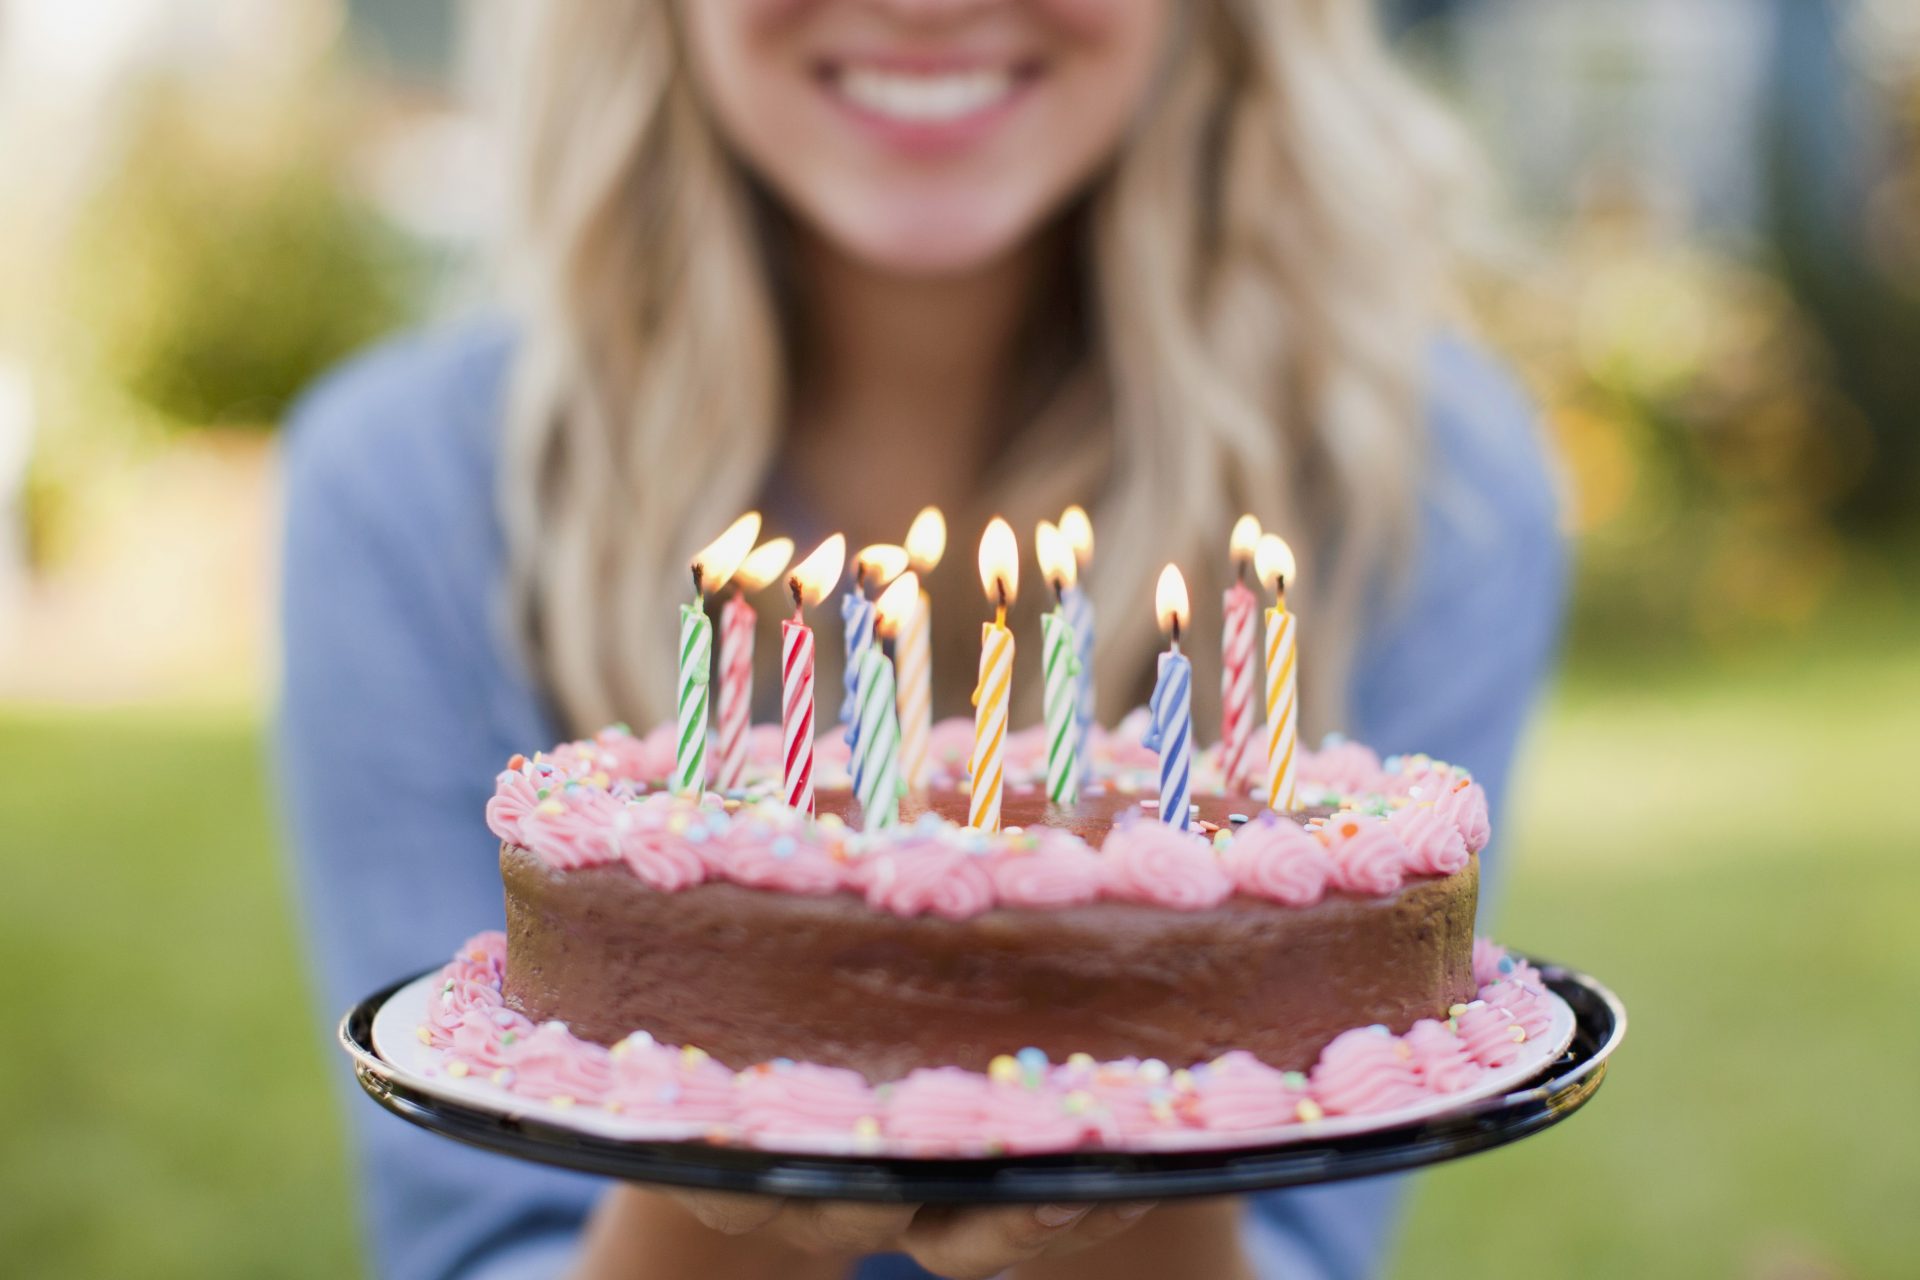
[507,1022,615,1106]
[1434,781,1491,853]
[987,832,1106,909]
[1454,1002,1528,1069]
[862,846,997,921]
[1403,1018,1485,1094]
[1190,1051,1311,1131]
[1220,815,1334,907]
[1102,821,1233,910]
[1310,1027,1427,1115]
[1389,803,1470,877]
[1322,815,1408,896]
[734,1062,879,1135]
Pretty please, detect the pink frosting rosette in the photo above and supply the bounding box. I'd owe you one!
[883,1068,995,1153]
[1078,1061,1172,1141]
[1388,803,1470,877]
[718,825,847,896]
[1403,1018,1485,1095]
[1301,740,1384,796]
[426,974,504,1048]
[1471,938,1508,988]
[980,1082,1092,1154]
[1479,980,1555,1040]
[1321,814,1409,896]
[1454,1002,1528,1069]
[1190,1051,1312,1131]
[734,1062,879,1136]
[862,846,997,920]
[486,769,546,844]
[448,1007,533,1073]
[1102,821,1233,910]
[1310,1027,1427,1115]
[988,831,1106,909]
[1220,816,1334,907]
[517,786,625,870]
[619,821,710,893]
[1433,781,1490,853]
[606,1038,738,1124]
[507,1022,615,1106]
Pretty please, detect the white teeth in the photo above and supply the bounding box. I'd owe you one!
[836,67,1015,123]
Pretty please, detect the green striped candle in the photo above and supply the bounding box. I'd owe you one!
[674,598,712,795]
[1041,609,1080,805]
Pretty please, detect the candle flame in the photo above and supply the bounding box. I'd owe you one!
[977,517,1019,609]
[1255,533,1297,593]
[1230,514,1263,565]
[873,571,921,638]
[905,506,947,572]
[1034,519,1077,593]
[1155,563,1190,636]
[787,534,847,608]
[855,543,911,587]
[1058,505,1094,566]
[733,538,794,593]
[691,512,762,594]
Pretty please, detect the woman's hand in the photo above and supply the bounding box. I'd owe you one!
[573,1183,1157,1280]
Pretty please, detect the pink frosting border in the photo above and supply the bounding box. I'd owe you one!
[486,721,1490,919]
[419,933,1558,1155]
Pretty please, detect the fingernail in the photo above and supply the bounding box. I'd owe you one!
[1115,1201,1156,1222]
[1035,1203,1092,1228]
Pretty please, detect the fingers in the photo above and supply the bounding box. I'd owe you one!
[1037,1201,1158,1256]
[667,1189,785,1237]
[782,1200,922,1256]
[902,1202,1104,1280]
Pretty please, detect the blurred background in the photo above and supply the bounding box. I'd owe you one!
[2,0,1916,1276]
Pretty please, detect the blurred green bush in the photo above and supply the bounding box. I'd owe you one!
[71,87,416,431]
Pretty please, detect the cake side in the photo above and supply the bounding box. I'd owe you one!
[502,842,1477,1078]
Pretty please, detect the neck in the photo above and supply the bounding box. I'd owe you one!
[787,232,1049,541]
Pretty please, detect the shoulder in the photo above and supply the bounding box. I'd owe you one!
[282,316,516,532]
[1420,334,1565,556]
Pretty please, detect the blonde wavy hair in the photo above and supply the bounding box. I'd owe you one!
[498,1,1477,739]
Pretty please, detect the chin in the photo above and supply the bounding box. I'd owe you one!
[807,189,1046,279]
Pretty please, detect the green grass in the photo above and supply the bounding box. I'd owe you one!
[2,621,1916,1279]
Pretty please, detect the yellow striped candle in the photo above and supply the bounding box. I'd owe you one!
[968,518,1019,832]
[1257,534,1300,811]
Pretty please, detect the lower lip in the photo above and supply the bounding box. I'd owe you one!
[821,75,1037,157]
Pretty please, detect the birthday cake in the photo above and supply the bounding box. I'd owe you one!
[425,718,1559,1153]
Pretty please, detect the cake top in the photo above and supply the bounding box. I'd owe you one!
[484,716,1489,919]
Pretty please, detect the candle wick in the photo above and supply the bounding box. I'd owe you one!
[1236,559,1248,586]
[996,578,1009,613]
[788,576,804,614]
[1275,574,1287,601]
[691,562,705,599]
[1171,615,1183,648]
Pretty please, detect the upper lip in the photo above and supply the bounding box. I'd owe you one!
[815,53,1043,78]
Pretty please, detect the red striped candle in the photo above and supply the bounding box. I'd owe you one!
[716,594,755,793]
[782,535,847,817]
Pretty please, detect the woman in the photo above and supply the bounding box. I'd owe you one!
[281,2,1565,1277]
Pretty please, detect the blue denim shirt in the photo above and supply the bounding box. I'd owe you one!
[278,320,1565,1280]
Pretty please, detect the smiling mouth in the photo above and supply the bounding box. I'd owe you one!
[821,62,1038,125]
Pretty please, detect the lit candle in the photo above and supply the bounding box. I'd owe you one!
[860,573,919,831]
[844,543,908,797]
[716,537,793,794]
[968,518,1019,832]
[1035,520,1082,806]
[898,507,945,790]
[1145,564,1193,831]
[679,512,761,796]
[782,535,847,816]
[1221,515,1262,792]
[1058,505,1097,785]
[1257,534,1300,812]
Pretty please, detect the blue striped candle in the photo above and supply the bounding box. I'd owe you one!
[840,588,874,787]
[1144,648,1192,831]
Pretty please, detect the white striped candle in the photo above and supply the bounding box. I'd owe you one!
[1041,608,1080,804]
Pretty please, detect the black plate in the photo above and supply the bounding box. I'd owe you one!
[341,956,1624,1203]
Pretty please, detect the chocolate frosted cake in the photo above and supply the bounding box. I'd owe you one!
[500,786,1478,1081]
[414,714,1561,1156]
